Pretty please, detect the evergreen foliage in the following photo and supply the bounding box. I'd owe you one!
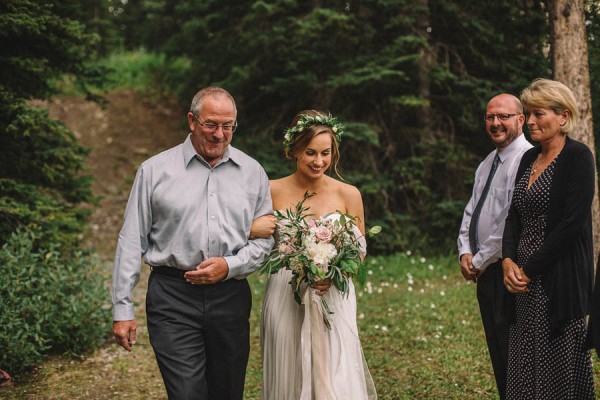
[0,0,110,373]
[138,0,550,253]
[0,0,97,246]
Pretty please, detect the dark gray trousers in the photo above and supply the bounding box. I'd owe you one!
[477,261,509,400]
[146,271,251,400]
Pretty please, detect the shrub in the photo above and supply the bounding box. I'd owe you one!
[0,229,111,375]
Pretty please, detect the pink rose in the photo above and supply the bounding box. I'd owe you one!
[314,226,332,243]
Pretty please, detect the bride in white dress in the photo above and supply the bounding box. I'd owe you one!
[251,110,377,400]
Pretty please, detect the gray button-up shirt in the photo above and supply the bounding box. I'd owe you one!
[457,134,532,270]
[112,134,274,320]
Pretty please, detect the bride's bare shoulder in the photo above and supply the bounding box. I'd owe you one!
[329,177,361,201]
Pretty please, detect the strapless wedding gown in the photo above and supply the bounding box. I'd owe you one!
[260,214,377,400]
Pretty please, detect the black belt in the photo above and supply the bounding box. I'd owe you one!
[151,266,189,279]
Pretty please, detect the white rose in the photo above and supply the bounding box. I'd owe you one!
[309,242,337,267]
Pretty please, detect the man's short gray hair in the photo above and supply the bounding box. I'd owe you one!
[190,86,237,117]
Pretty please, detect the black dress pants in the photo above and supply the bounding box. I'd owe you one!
[146,269,251,400]
[476,261,509,400]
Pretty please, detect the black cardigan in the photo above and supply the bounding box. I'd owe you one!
[502,137,595,332]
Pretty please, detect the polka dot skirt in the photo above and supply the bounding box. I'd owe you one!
[508,157,594,399]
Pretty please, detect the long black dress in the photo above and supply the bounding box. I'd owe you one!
[506,156,594,400]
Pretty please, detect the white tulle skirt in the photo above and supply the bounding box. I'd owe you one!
[260,269,377,400]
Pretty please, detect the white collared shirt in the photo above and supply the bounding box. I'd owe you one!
[457,134,532,270]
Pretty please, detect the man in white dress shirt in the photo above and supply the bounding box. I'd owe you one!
[457,93,532,400]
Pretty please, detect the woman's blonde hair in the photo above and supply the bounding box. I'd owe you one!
[285,110,342,178]
[520,78,579,135]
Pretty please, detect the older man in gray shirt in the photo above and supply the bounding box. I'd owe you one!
[457,93,531,400]
[112,86,273,400]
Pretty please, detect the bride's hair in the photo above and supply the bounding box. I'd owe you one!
[285,110,342,179]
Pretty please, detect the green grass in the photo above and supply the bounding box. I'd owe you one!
[245,252,600,399]
[3,251,599,399]
[99,50,190,94]
[56,50,191,98]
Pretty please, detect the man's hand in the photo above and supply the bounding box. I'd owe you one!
[250,214,276,239]
[459,253,478,282]
[502,258,530,293]
[184,257,229,285]
[113,320,137,351]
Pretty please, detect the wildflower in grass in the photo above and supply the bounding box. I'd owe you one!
[428,264,434,270]
[440,291,445,296]
[420,257,426,263]
[406,250,412,256]
[381,326,388,332]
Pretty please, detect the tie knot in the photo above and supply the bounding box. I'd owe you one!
[491,153,500,170]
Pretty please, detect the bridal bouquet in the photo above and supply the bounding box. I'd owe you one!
[260,192,380,329]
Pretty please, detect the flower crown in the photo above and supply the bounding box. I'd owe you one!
[283,113,344,152]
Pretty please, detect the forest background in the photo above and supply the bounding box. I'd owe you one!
[2,0,600,398]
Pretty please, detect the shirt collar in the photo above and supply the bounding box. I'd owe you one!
[497,134,527,163]
[182,134,241,168]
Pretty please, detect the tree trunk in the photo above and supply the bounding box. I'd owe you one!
[416,0,434,142]
[548,0,600,258]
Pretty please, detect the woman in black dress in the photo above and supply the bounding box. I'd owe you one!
[502,78,595,399]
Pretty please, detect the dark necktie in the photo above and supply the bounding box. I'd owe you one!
[469,153,500,254]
